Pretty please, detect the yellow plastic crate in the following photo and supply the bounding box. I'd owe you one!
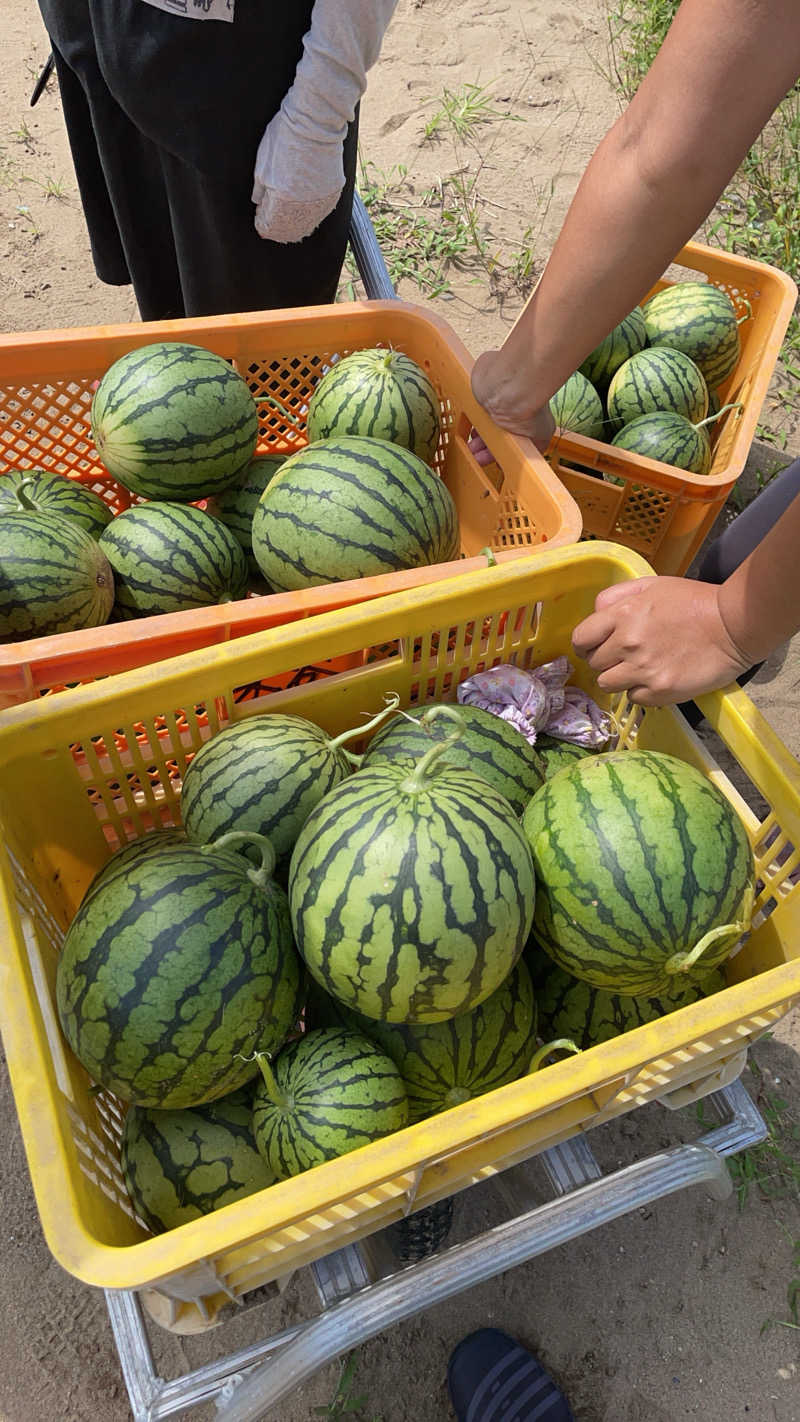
[0,542,799,1317]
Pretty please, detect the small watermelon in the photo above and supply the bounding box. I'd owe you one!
[578,307,648,391]
[534,735,594,780]
[549,371,605,440]
[251,436,460,593]
[99,501,249,617]
[91,342,259,501]
[306,349,440,464]
[251,1029,409,1178]
[642,282,741,389]
[1,511,114,641]
[289,728,536,1023]
[0,469,113,538]
[611,411,711,474]
[206,453,286,578]
[522,749,755,996]
[606,348,708,431]
[306,959,538,1122]
[526,944,726,1050]
[121,1085,276,1234]
[362,702,544,816]
[56,833,305,1108]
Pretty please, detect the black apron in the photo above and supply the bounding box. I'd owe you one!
[38,0,359,319]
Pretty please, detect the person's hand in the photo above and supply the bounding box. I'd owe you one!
[571,575,753,705]
[470,350,556,454]
[252,109,344,245]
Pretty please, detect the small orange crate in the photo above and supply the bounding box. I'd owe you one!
[546,240,797,575]
[0,300,580,708]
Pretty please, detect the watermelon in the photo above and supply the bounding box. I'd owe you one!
[306,959,538,1122]
[289,726,536,1023]
[91,342,259,501]
[99,501,248,617]
[121,1085,276,1234]
[181,700,399,873]
[642,282,741,389]
[611,410,711,474]
[578,306,648,391]
[306,349,441,464]
[82,830,188,908]
[56,833,305,1108]
[0,511,114,641]
[251,1028,409,1178]
[0,469,113,538]
[549,371,605,440]
[534,735,594,780]
[251,435,460,593]
[526,944,726,1050]
[361,702,544,816]
[206,453,286,578]
[606,348,708,431]
[521,749,755,996]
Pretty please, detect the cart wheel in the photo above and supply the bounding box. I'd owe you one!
[384,1196,455,1263]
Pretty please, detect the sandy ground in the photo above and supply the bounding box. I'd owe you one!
[1,0,800,1418]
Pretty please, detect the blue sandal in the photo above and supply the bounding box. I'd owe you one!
[447,1328,575,1422]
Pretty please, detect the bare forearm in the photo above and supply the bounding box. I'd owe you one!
[718,492,800,664]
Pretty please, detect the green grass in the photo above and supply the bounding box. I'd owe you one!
[313,1354,384,1421]
[698,1051,800,1210]
[423,82,520,142]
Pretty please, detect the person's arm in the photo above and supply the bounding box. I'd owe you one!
[252,0,398,244]
[471,0,800,442]
[571,491,800,705]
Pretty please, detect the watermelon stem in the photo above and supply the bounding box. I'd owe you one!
[664,915,750,978]
[400,707,466,792]
[736,300,753,325]
[528,1038,581,1073]
[14,478,41,513]
[328,693,402,765]
[693,402,743,431]
[479,546,498,568]
[253,1051,287,1108]
[199,830,277,888]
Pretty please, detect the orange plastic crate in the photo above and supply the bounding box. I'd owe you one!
[0,300,581,708]
[546,240,797,575]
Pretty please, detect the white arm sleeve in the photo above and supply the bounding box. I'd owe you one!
[252,0,398,245]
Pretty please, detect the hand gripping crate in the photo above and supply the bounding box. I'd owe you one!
[0,290,580,709]
[0,540,799,1331]
[545,240,797,575]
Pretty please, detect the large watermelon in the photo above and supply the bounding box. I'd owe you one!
[521,750,755,996]
[56,833,305,1108]
[121,1085,276,1234]
[549,371,605,440]
[0,511,114,641]
[206,453,286,578]
[91,342,259,501]
[361,702,544,816]
[306,959,538,1122]
[99,501,248,617]
[306,349,441,464]
[526,944,726,1050]
[611,410,711,474]
[251,436,460,593]
[642,282,741,389]
[0,469,113,538]
[606,348,708,431]
[289,731,536,1023]
[82,830,188,908]
[578,307,648,392]
[251,1028,409,1178]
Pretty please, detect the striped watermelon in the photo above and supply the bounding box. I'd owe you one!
[526,944,726,1050]
[83,830,188,908]
[251,436,460,593]
[99,501,248,617]
[642,282,741,389]
[521,749,755,996]
[91,342,259,501]
[289,737,536,1023]
[180,704,398,873]
[606,348,708,431]
[1,512,114,641]
[549,371,605,440]
[251,1028,409,1178]
[0,469,113,538]
[306,960,537,1122]
[362,702,544,816]
[306,349,441,464]
[578,306,648,391]
[206,453,286,578]
[534,735,594,780]
[56,834,305,1108]
[121,1085,276,1234]
[611,411,711,474]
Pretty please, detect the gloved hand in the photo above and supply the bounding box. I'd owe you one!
[252,0,398,245]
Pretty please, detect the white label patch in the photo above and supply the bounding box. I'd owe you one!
[139,0,235,21]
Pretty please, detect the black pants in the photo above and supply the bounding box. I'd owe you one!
[39,0,358,320]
